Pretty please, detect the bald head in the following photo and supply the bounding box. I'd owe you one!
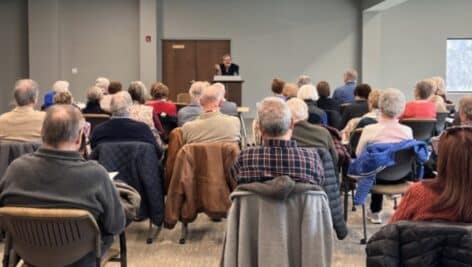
[14,79,39,106]
[42,105,84,148]
[200,84,224,109]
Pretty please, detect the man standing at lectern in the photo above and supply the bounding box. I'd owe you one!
[215,54,239,76]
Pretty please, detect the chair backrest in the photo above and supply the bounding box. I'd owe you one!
[445,103,455,113]
[339,103,351,115]
[349,128,363,157]
[176,93,191,104]
[325,110,343,130]
[83,113,110,133]
[0,207,100,267]
[435,112,449,134]
[400,118,436,141]
[159,114,178,139]
[376,148,416,181]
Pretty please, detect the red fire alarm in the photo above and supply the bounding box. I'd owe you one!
[145,35,152,42]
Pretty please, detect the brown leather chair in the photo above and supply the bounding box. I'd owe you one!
[83,113,111,133]
[0,207,126,267]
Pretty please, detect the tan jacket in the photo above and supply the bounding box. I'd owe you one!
[181,111,240,144]
[164,142,240,228]
[0,106,45,142]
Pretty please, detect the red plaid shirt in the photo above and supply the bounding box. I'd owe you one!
[233,139,324,185]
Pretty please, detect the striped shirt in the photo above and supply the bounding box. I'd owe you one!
[234,139,324,185]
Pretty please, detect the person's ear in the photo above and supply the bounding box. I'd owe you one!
[289,117,295,130]
[75,128,84,147]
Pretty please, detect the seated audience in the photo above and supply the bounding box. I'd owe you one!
[341,83,372,128]
[333,69,358,105]
[297,84,327,125]
[287,98,338,165]
[316,81,339,112]
[90,91,162,157]
[341,89,381,143]
[233,97,324,185]
[181,84,240,144]
[128,81,160,138]
[400,79,436,119]
[0,79,45,142]
[296,74,311,88]
[390,125,472,223]
[42,80,70,110]
[147,82,177,116]
[177,81,208,126]
[82,86,108,114]
[217,83,238,116]
[0,104,126,266]
[100,80,122,113]
[356,88,413,223]
[282,83,298,100]
[271,78,286,100]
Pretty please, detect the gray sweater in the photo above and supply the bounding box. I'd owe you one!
[0,148,126,238]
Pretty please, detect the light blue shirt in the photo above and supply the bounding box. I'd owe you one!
[333,81,356,105]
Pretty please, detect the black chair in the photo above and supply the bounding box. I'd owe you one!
[83,113,110,133]
[325,110,343,130]
[435,112,449,135]
[400,118,436,141]
[348,128,363,158]
[159,114,178,142]
[349,148,416,244]
[339,103,351,115]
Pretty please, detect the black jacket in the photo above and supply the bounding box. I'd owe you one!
[219,63,239,75]
[366,221,472,267]
[304,99,327,125]
[341,99,369,128]
[317,96,340,112]
[91,142,165,226]
[82,100,109,115]
[316,147,348,240]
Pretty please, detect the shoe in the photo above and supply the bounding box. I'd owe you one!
[367,211,383,224]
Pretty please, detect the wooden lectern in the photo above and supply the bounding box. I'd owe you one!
[213,75,244,106]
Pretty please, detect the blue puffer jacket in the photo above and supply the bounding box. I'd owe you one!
[348,140,428,205]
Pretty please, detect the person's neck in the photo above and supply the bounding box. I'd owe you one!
[354,96,364,101]
[379,114,397,122]
[43,143,78,152]
[202,104,220,113]
[17,103,35,109]
[262,130,292,141]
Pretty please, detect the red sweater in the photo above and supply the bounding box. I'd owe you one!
[390,182,459,223]
[400,100,436,120]
[146,100,177,116]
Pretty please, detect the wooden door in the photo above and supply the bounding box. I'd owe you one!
[162,40,230,101]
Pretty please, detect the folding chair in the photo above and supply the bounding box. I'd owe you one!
[400,118,436,141]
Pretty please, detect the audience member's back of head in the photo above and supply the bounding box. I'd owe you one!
[150,82,169,100]
[14,79,39,107]
[52,80,70,93]
[200,84,224,107]
[271,78,285,95]
[368,89,381,110]
[354,83,372,99]
[42,105,83,148]
[316,81,331,98]
[87,86,103,102]
[415,79,434,100]
[189,81,209,101]
[379,88,406,118]
[459,96,472,124]
[128,81,147,104]
[108,81,123,95]
[286,98,309,122]
[110,91,133,116]
[257,97,292,138]
[54,91,73,105]
[344,69,358,83]
[297,84,319,101]
[95,77,110,94]
[296,75,311,88]
[282,83,298,99]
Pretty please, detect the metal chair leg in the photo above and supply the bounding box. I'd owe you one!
[361,204,367,245]
[351,189,357,211]
[343,183,349,222]
[179,222,188,244]
[146,220,162,244]
[119,232,127,267]
[393,197,398,210]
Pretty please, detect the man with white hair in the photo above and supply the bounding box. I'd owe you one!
[181,83,240,143]
[177,81,209,126]
[333,69,358,105]
[233,97,324,185]
[90,91,162,157]
[215,82,238,116]
[0,79,45,142]
[42,80,70,109]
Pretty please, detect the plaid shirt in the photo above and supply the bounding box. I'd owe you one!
[233,139,324,185]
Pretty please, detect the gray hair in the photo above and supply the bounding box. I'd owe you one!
[459,96,472,122]
[14,79,39,106]
[296,75,311,88]
[42,104,84,148]
[257,97,292,137]
[286,98,308,121]
[86,86,103,102]
[200,83,224,106]
[95,77,110,93]
[345,69,358,82]
[128,81,147,104]
[52,80,70,93]
[297,84,319,101]
[189,81,210,100]
[379,88,406,118]
[415,79,434,99]
[110,91,133,116]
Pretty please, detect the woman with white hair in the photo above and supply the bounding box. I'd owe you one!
[287,98,338,165]
[82,86,108,114]
[355,88,413,224]
[297,84,327,125]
